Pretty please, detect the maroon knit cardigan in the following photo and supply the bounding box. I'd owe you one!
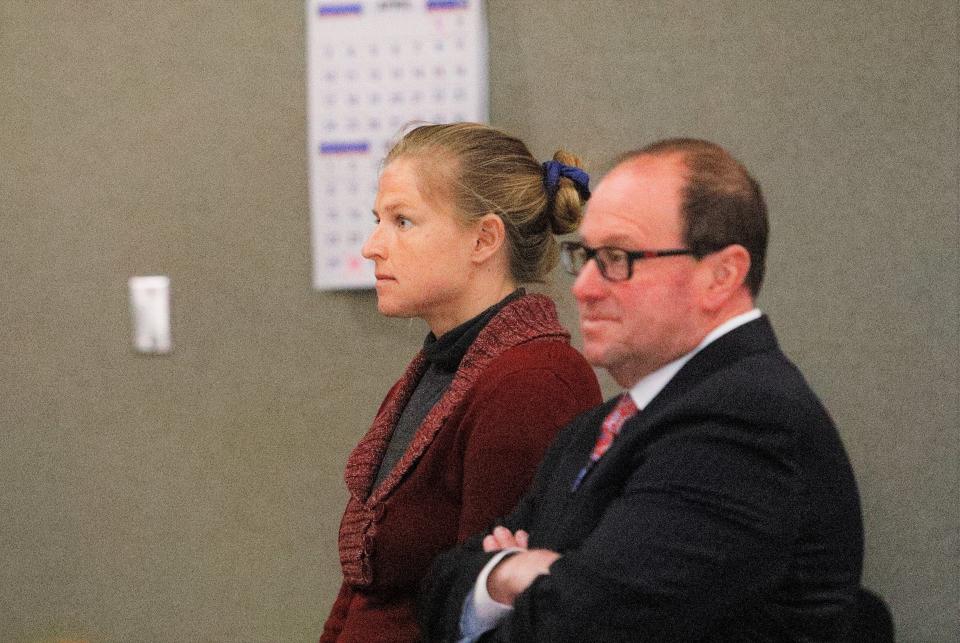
[337,293,571,587]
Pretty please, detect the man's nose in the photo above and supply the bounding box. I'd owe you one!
[571,258,605,301]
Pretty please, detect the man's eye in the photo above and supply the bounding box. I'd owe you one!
[602,250,627,264]
[397,216,412,229]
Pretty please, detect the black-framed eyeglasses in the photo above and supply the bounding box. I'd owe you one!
[559,241,695,282]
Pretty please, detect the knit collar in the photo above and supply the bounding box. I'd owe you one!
[422,288,525,372]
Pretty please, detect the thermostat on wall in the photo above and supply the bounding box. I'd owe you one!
[128,275,172,354]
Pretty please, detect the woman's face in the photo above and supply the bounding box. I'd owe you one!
[362,156,480,335]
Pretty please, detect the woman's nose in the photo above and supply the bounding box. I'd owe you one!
[361,224,384,260]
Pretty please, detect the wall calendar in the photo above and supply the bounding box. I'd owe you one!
[306,0,489,290]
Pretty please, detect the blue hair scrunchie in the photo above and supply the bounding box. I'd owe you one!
[542,160,591,202]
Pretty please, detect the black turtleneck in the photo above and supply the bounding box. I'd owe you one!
[371,289,524,491]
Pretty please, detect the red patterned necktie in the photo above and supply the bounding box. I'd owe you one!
[571,393,639,491]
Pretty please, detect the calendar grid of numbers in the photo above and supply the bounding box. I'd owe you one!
[306,0,489,290]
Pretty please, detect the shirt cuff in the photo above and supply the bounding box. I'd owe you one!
[475,548,523,618]
[459,548,523,640]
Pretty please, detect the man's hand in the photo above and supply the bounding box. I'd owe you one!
[482,527,561,606]
[483,526,530,552]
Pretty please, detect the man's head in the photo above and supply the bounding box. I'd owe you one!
[569,139,768,387]
[627,138,768,296]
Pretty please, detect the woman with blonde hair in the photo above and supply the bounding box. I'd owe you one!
[320,122,601,642]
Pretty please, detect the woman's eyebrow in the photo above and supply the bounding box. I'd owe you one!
[373,198,411,215]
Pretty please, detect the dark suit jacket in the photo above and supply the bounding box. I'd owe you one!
[420,317,864,642]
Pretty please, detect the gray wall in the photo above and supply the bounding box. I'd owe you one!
[1,1,956,641]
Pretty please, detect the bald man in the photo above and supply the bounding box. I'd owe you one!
[419,139,863,642]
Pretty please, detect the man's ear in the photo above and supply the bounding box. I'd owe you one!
[471,213,507,264]
[699,244,751,311]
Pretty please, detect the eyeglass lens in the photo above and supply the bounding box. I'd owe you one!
[562,244,629,281]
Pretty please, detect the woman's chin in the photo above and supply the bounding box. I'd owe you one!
[376,300,413,320]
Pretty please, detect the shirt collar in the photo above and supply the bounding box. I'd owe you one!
[422,289,524,372]
[627,308,762,410]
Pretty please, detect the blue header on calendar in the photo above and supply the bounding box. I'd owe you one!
[320,141,370,155]
[318,3,363,17]
[426,0,469,11]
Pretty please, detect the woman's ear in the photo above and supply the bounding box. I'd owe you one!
[471,213,507,264]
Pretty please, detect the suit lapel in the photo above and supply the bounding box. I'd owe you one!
[653,316,779,411]
[581,317,780,487]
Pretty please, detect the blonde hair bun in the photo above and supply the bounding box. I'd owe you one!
[544,150,588,236]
